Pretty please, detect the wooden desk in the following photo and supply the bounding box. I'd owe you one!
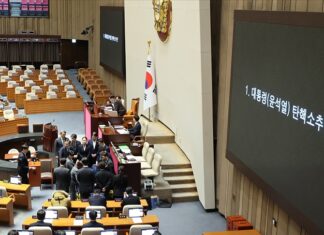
[24,97,83,114]
[0,180,32,210]
[42,199,148,212]
[28,161,41,187]
[203,230,261,235]
[4,152,36,160]
[0,118,29,136]
[22,214,159,230]
[15,92,70,109]
[0,197,14,225]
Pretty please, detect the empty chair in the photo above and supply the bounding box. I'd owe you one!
[60,79,69,86]
[0,75,11,82]
[7,70,17,76]
[24,69,33,75]
[7,81,18,88]
[12,65,21,71]
[46,91,57,99]
[99,84,108,90]
[39,74,47,81]
[8,148,19,154]
[136,142,150,162]
[122,205,144,216]
[64,84,74,91]
[26,65,35,70]
[3,109,14,120]
[141,153,162,179]
[0,66,8,70]
[141,147,155,169]
[26,92,38,100]
[40,64,48,70]
[20,75,29,81]
[15,86,27,94]
[24,80,36,87]
[44,79,53,86]
[28,226,52,235]
[95,80,104,85]
[31,86,43,93]
[53,64,61,70]
[85,206,107,218]
[40,69,48,75]
[80,228,104,235]
[129,225,153,235]
[66,91,76,98]
[47,206,69,218]
[55,69,64,75]
[48,85,58,92]
[57,74,65,80]
[28,146,36,153]
[40,159,54,189]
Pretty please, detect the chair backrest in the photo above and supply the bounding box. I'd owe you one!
[57,74,65,80]
[145,148,155,166]
[141,120,149,137]
[28,226,52,235]
[95,80,104,85]
[24,69,33,75]
[31,86,42,93]
[122,205,144,216]
[8,148,19,154]
[129,225,153,235]
[25,80,36,87]
[47,206,69,218]
[44,79,53,86]
[66,91,76,98]
[3,109,14,120]
[40,159,53,173]
[81,227,104,235]
[48,85,58,92]
[39,74,47,80]
[55,69,64,75]
[26,92,38,100]
[0,75,10,82]
[15,86,27,94]
[64,84,74,91]
[7,80,18,88]
[85,205,106,218]
[130,98,140,115]
[28,146,36,153]
[141,142,150,160]
[151,153,162,175]
[0,186,8,197]
[53,64,61,70]
[61,79,69,86]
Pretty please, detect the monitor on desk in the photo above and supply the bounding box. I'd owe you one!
[17,231,34,235]
[85,210,102,219]
[141,227,158,235]
[101,230,118,235]
[45,209,58,219]
[10,176,21,184]
[64,231,76,235]
[128,208,144,218]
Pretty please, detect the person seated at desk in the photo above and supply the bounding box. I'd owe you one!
[54,158,70,192]
[121,186,140,207]
[128,115,141,139]
[89,187,106,206]
[82,210,104,229]
[30,209,53,228]
[109,95,126,116]
[17,144,30,184]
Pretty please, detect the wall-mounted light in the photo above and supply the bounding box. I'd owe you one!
[71,39,77,43]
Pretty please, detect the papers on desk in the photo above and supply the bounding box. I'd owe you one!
[119,145,131,154]
[133,156,145,162]
[44,219,53,224]
[73,219,84,226]
[114,125,124,129]
[132,217,143,223]
[126,155,136,161]
[116,129,129,135]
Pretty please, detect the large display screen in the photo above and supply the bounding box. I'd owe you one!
[227,11,324,235]
[0,0,49,17]
[100,6,125,78]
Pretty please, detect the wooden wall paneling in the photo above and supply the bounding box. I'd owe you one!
[277,208,289,235]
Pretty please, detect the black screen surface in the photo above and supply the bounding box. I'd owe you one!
[100,6,125,78]
[228,11,324,235]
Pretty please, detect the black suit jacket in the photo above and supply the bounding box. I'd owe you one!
[70,140,81,154]
[121,195,141,207]
[54,166,70,192]
[77,167,95,194]
[29,220,53,228]
[58,146,70,159]
[88,140,99,167]
[95,169,113,190]
[54,137,68,156]
[112,174,128,198]
[129,122,142,136]
[113,100,126,116]
[82,220,104,228]
[17,152,29,175]
[78,144,90,160]
[89,193,106,207]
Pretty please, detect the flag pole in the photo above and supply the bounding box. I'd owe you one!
[147,40,152,122]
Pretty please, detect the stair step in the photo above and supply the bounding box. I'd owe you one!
[172,192,199,202]
[161,163,192,170]
[162,168,193,177]
[170,183,197,193]
[164,175,195,184]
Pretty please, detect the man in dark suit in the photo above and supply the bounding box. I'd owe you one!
[58,140,71,160]
[53,158,70,192]
[88,132,99,167]
[29,209,52,228]
[89,187,106,206]
[82,210,104,228]
[53,131,68,157]
[112,96,126,116]
[95,161,114,199]
[77,157,95,199]
[70,133,81,154]
[17,144,29,184]
[128,115,142,139]
[121,186,141,207]
[78,136,90,161]
[112,166,128,199]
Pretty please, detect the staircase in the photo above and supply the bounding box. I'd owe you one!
[162,163,199,202]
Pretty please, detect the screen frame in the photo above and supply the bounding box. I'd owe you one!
[0,0,50,18]
[227,10,324,235]
[99,6,126,79]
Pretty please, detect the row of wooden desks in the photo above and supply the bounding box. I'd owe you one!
[0,117,29,136]
[203,230,260,235]
[22,215,159,230]
[0,180,32,210]
[0,197,14,225]
[42,199,148,212]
